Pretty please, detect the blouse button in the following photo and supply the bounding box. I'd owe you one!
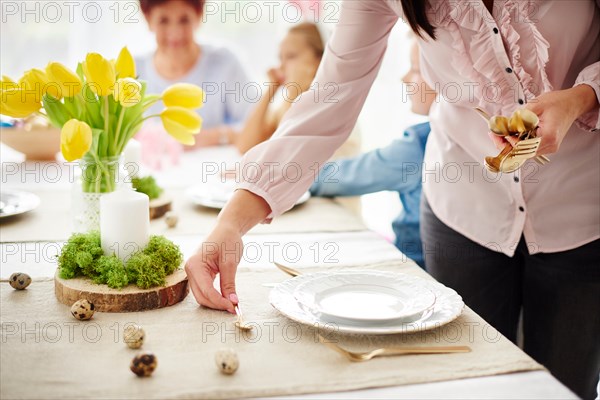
[519,206,525,212]
[506,67,513,73]
[493,27,499,34]
[514,176,520,183]
[518,99,525,105]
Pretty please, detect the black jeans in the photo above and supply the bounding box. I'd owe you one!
[420,197,600,399]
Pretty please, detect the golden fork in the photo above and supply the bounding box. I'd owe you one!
[273,261,399,278]
[274,262,302,277]
[317,335,471,362]
[499,137,542,173]
[485,137,544,173]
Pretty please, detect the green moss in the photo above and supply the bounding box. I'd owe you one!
[143,235,183,275]
[132,176,163,200]
[57,231,182,289]
[58,231,103,280]
[126,253,165,289]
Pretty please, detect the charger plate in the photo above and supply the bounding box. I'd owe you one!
[270,271,464,335]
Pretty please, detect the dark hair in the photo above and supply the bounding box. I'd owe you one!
[139,0,205,15]
[401,0,436,40]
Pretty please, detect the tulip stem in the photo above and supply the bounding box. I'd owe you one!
[113,107,125,154]
[103,96,110,157]
[140,114,159,123]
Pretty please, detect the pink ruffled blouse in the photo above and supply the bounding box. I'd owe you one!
[238,0,600,256]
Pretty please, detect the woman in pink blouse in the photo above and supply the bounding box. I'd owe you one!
[186,1,600,397]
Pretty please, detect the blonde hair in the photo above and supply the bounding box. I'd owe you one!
[289,23,325,59]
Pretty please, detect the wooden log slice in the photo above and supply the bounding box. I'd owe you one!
[149,193,172,220]
[54,268,189,312]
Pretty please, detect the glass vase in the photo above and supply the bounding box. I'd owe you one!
[72,155,122,232]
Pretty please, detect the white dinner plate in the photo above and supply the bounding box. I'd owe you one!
[270,271,464,335]
[187,181,310,210]
[293,271,436,324]
[0,190,40,219]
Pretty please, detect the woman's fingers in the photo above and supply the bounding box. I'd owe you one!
[219,259,238,307]
[185,257,235,313]
[505,135,519,147]
[488,131,508,150]
[488,131,521,151]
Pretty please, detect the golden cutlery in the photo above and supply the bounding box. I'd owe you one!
[317,334,471,362]
[485,143,513,173]
[498,137,542,173]
[274,262,302,277]
[234,304,253,331]
[476,108,549,172]
[273,260,400,278]
[475,107,549,171]
[474,107,509,136]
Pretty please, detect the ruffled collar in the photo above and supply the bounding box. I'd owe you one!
[425,0,552,115]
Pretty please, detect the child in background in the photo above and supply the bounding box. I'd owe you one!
[232,23,361,160]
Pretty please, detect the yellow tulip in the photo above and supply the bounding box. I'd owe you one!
[46,62,82,97]
[60,119,93,162]
[160,107,203,145]
[1,75,16,90]
[162,83,205,109]
[115,47,136,79]
[83,53,116,97]
[19,68,62,100]
[113,78,142,108]
[0,88,41,118]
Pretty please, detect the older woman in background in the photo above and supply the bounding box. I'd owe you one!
[136,0,252,148]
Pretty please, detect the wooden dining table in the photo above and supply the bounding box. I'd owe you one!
[0,144,577,399]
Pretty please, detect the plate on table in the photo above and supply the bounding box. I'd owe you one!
[0,190,40,219]
[293,271,436,325]
[270,271,464,335]
[186,180,310,210]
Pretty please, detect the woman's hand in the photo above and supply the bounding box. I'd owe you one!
[185,222,242,313]
[185,190,271,312]
[489,85,598,154]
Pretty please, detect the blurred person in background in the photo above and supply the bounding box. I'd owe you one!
[232,22,360,159]
[310,40,434,268]
[136,0,252,148]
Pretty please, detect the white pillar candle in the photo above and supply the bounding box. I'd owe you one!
[100,187,149,262]
[123,139,142,179]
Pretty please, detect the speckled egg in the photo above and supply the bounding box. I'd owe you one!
[215,348,239,375]
[130,353,157,377]
[70,299,95,320]
[9,273,31,290]
[123,325,145,349]
[164,211,178,228]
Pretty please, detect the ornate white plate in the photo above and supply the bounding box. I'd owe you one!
[187,182,310,210]
[270,271,464,335]
[293,271,436,324]
[0,190,40,219]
